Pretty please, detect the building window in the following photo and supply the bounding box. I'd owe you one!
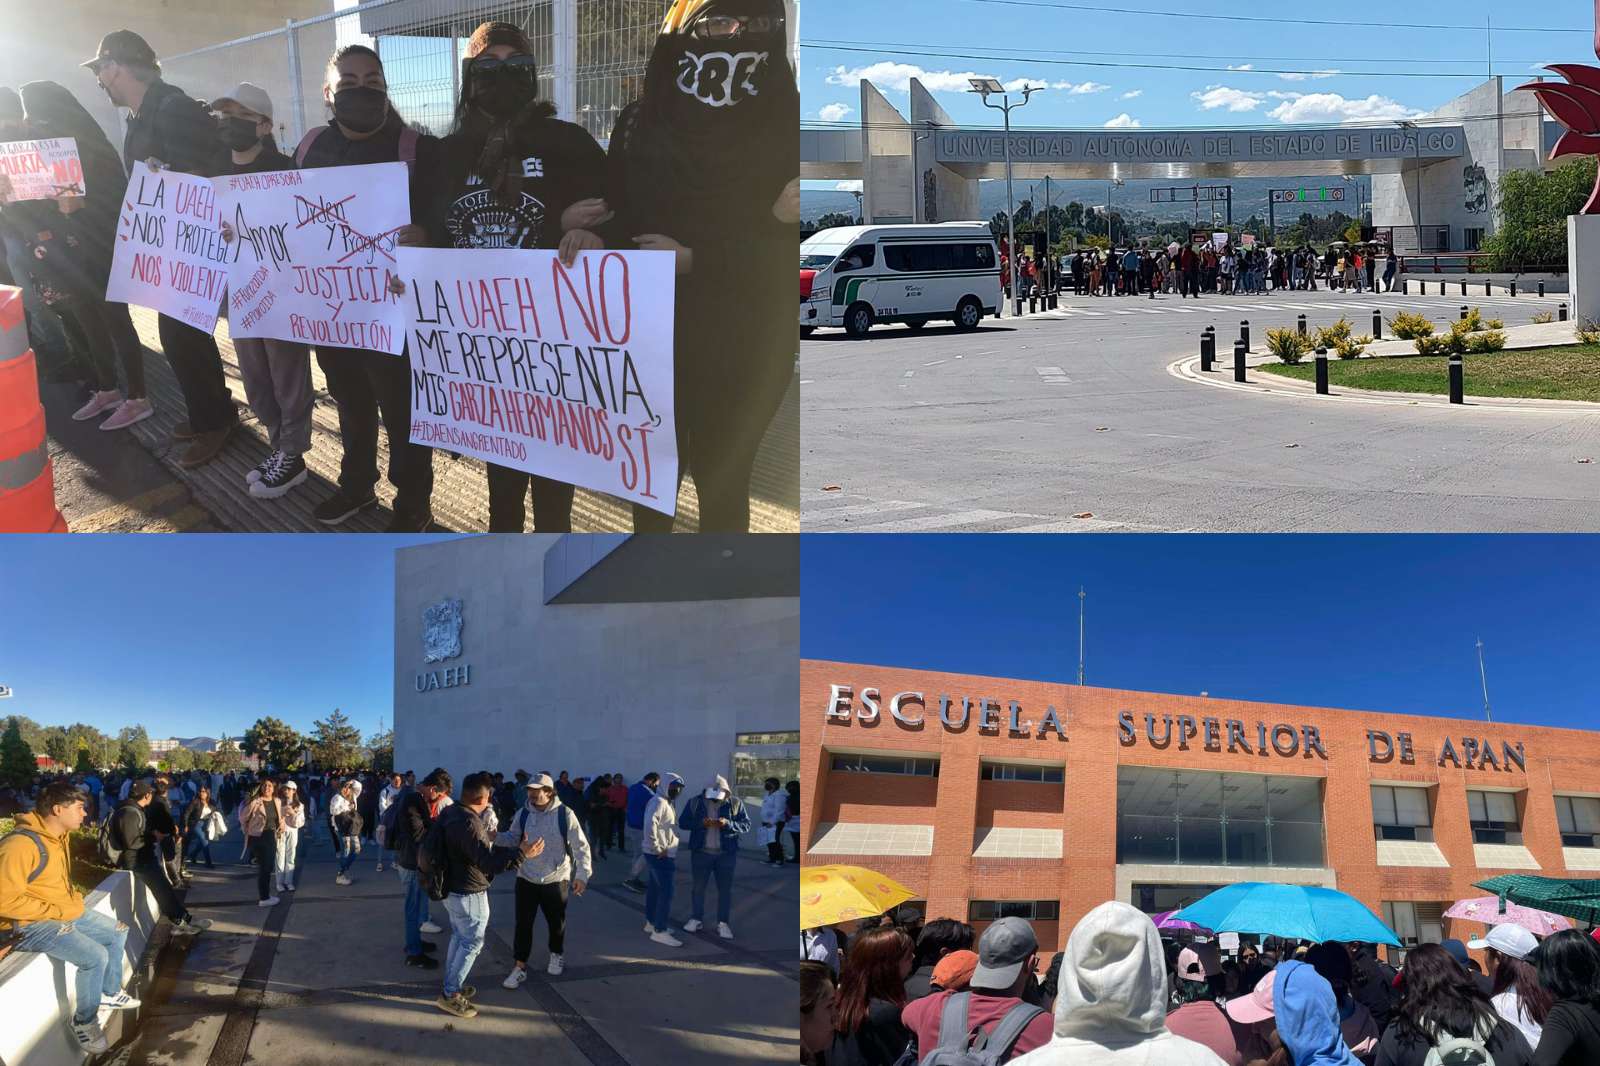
[1556,795,1600,848]
[1467,790,1522,844]
[1382,901,1446,950]
[1371,785,1434,841]
[981,763,1065,783]
[1115,766,1325,868]
[830,754,939,777]
[1464,227,1485,252]
[737,731,799,745]
[969,900,1060,922]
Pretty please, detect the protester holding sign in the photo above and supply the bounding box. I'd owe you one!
[296,44,438,531]
[212,83,313,500]
[0,88,72,379]
[412,20,610,532]
[1,82,153,431]
[86,29,237,467]
[605,0,799,532]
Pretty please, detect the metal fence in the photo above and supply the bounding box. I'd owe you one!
[158,0,663,150]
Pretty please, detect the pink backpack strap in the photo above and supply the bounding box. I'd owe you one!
[294,127,326,168]
[397,127,419,168]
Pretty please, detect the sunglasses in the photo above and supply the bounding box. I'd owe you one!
[690,14,783,38]
[468,55,538,75]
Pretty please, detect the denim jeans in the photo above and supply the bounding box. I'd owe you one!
[396,865,427,957]
[184,830,213,866]
[689,848,737,925]
[442,891,489,997]
[644,854,676,930]
[18,909,128,1024]
[275,827,299,887]
[338,835,361,874]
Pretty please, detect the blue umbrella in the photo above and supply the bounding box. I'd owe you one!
[1172,882,1401,947]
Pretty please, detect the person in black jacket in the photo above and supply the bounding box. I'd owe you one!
[1530,929,1600,1065]
[297,43,438,532]
[0,86,72,382]
[114,782,210,934]
[606,0,799,531]
[395,768,449,969]
[1374,942,1532,1066]
[412,20,610,532]
[434,773,542,1019]
[85,29,237,467]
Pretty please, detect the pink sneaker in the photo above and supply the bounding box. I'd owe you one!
[72,390,124,421]
[99,397,154,431]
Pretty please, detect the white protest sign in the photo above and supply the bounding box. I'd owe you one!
[216,162,409,354]
[0,138,83,201]
[396,246,678,516]
[1218,931,1240,951]
[105,161,228,332]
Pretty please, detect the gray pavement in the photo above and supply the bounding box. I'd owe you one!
[801,288,1600,531]
[122,822,796,1066]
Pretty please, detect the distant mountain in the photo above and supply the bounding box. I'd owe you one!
[802,176,1370,230]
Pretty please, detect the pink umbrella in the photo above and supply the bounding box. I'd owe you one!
[1445,895,1574,936]
[1150,909,1214,935]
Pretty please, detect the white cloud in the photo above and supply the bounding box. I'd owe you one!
[1057,80,1110,95]
[1103,112,1141,128]
[1191,85,1264,112]
[827,62,1082,96]
[834,180,862,192]
[1227,63,1254,71]
[1278,69,1340,81]
[1265,91,1424,124]
[1120,89,1143,99]
[817,102,853,122]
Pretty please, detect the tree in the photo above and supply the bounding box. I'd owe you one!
[117,725,151,772]
[812,211,856,231]
[0,717,36,787]
[42,726,71,766]
[1480,156,1596,271]
[309,709,363,772]
[74,746,96,773]
[366,729,394,776]
[161,746,197,772]
[207,739,244,774]
[242,717,305,772]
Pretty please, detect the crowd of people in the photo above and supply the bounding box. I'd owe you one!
[0,0,798,531]
[803,901,1600,1066]
[2,760,802,1048]
[1000,239,1398,303]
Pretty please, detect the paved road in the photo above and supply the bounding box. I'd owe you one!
[801,288,1600,531]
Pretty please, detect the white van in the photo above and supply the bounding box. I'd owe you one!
[800,223,1001,338]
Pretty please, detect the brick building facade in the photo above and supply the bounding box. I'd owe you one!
[801,659,1600,954]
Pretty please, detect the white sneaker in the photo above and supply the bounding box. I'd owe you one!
[259,896,280,907]
[420,920,442,934]
[649,930,683,947]
[335,874,352,886]
[718,922,734,940]
[72,389,123,422]
[285,882,295,891]
[376,862,385,872]
[100,397,153,431]
[547,954,564,976]
[643,922,657,935]
[502,966,528,989]
[682,919,703,933]
[73,1020,109,1053]
[100,991,141,1012]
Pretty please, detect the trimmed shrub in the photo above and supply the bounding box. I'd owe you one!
[1335,334,1373,360]
[1314,317,1354,349]
[1389,311,1435,339]
[1414,334,1452,356]
[1466,330,1507,353]
[1485,317,1504,329]
[1531,311,1555,324]
[1577,319,1600,344]
[1266,327,1311,364]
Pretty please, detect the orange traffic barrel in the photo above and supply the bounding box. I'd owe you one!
[0,285,68,532]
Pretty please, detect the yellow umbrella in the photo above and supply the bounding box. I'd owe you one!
[800,864,918,929]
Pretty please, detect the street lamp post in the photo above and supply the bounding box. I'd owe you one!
[1106,178,1124,249]
[971,78,1043,317]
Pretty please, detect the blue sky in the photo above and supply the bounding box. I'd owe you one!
[0,535,457,741]
[799,0,1596,187]
[800,535,1600,729]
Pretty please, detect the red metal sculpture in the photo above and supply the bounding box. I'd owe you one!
[1519,12,1600,214]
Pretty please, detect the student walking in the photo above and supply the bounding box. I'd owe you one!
[376,772,403,873]
[181,785,217,869]
[642,773,685,946]
[607,771,628,854]
[759,776,787,866]
[275,780,305,893]
[500,773,591,985]
[395,769,449,969]
[678,775,749,940]
[621,771,661,893]
[113,782,211,936]
[240,780,283,907]
[583,774,612,860]
[329,778,363,884]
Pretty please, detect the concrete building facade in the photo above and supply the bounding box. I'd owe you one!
[394,535,799,807]
[801,659,1600,954]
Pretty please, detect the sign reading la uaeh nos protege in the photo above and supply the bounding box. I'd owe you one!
[106,161,227,332]
[397,247,677,516]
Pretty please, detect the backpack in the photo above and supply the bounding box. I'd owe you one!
[416,815,451,902]
[99,805,142,867]
[1,829,50,883]
[513,805,576,872]
[1422,1015,1498,1066]
[900,993,1045,1066]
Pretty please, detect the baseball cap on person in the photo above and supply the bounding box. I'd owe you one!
[280,780,297,791]
[1440,939,1473,970]
[1467,923,1538,961]
[971,916,1038,990]
[526,773,555,790]
[210,82,273,120]
[931,949,979,991]
[82,30,158,71]
[1176,942,1222,981]
[1225,970,1277,1024]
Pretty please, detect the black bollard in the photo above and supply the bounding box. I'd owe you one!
[1511,280,1517,297]
[1149,285,1156,300]
[1240,319,1250,352]
[1486,280,1492,296]
[1297,314,1307,337]
[1460,305,1469,321]
[1048,293,1058,310]
[1460,279,1467,297]
[1440,281,1447,297]
[1539,281,1546,298]
[1560,302,1570,322]
[1200,331,1213,372]
[1401,279,1408,295]
[1449,353,1464,404]
[1234,339,1247,382]
[1029,294,1037,314]
[1315,346,1329,395]
[1372,310,1382,339]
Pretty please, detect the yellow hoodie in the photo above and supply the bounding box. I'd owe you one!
[0,811,85,931]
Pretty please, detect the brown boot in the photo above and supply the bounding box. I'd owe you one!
[172,421,199,441]
[178,422,236,469]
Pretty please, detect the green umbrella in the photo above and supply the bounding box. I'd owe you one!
[1474,874,1600,926]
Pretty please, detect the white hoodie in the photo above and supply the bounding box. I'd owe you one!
[643,774,683,858]
[1012,901,1228,1066]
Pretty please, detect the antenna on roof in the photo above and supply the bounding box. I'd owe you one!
[1476,637,1493,723]
[1078,586,1086,686]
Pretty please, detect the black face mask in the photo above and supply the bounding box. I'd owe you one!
[467,57,540,120]
[219,116,261,152]
[473,79,536,119]
[332,86,389,134]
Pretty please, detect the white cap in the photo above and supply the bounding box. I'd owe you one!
[1467,923,1539,961]
[210,82,273,120]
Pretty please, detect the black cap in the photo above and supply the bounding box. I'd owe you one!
[82,30,158,72]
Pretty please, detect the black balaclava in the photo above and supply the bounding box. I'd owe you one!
[458,21,555,205]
